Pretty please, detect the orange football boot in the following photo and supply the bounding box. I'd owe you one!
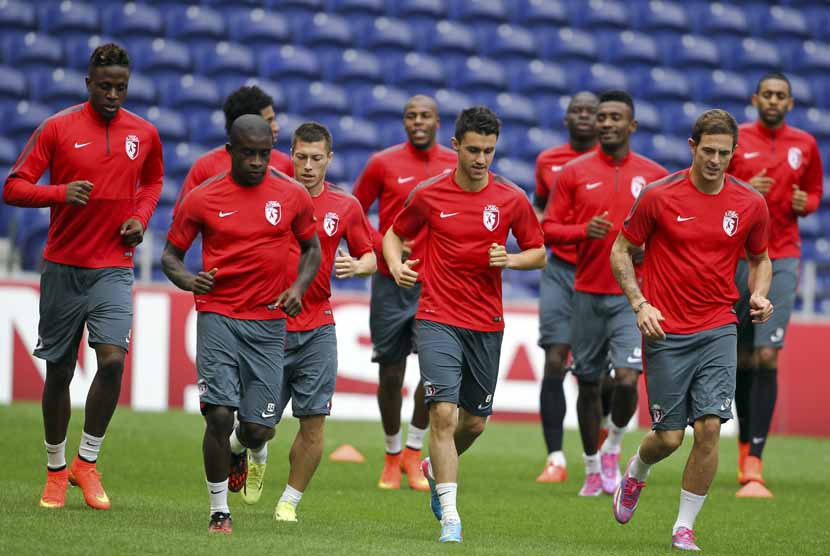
[378,452,402,489]
[39,468,68,508]
[68,457,111,510]
[400,447,429,491]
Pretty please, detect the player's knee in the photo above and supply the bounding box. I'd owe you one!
[377,367,405,392]
[577,379,601,398]
[204,406,235,436]
[755,347,778,369]
[543,346,569,379]
[429,403,457,432]
[299,416,325,445]
[239,421,275,446]
[655,430,684,453]
[737,349,754,369]
[45,361,76,388]
[462,417,486,438]
[614,369,639,389]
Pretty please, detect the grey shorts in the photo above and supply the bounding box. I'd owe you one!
[571,292,643,382]
[34,261,133,363]
[281,325,337,419]
[644,324,737,431]
[196,312,286,428]
[734,258,798,349]
[416,319,503,417]
[538,254,576,348]
[369,273,421,364]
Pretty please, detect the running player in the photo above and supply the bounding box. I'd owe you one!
[384,106,545,543]
[727,72,823,497]
[542,90,668,497]
[3,43,163,511]
[162,115,321,534]
[352,95,456,491]
[611,109,772,551]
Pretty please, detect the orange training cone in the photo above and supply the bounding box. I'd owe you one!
[329,444,365,463]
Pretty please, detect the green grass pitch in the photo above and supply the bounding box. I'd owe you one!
[1,403,829,555]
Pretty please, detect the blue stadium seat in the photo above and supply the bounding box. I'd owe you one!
[136,106,188,143]
[761,5,810,39]
[63,35,117,71]
[3,101,53,145]
[696,70,751,105]
[572,0,629,30]
[425,20,478,65]
[490,92,538,127]
[512,60,569,97]
[274,112,305,153]
[159,74,221,112]
[16,208,50,270]
[644,134,690,171]
[157,178,180,207]
[344,151,374,183]
[379,124,407,148]
[330,0,385,16]
[0,136,17,166]
[0,65,27,101]
[327,49,383,86]
[791,40,830,75]
[300,13,354,53]
[361,17,415,56]
[258,44,321,84]
[2,32,64,71]
[264,0,322,19]
[799,108,830,141]
[513,0,568,30]
[479,24,538,62]
[729,37,782,72]
[689,2,749,36]
[165,142,209,181]
[580,64,628,93]
[124,73,158,111]
[799,211,821,238]
[391,52,445,90]
[165,5,226,44]
[525,127,567,162]
[29,67,87,106]
[39,1,100,38]
[227,8,291,48]
[634,99,662,133]
[449,56,507,95]
[391,0,446,21]
[449,0,508,25]
[661,34,720,69]
[636,67,692,101]
[805,6,830,45]
[131,38,192,79]
[602,30,660,69]
[788,74,815,106]
[634,0,689,34]
[102,2,162,38]
[148,204,173,233]
[0,0,36,31]
[194,41,255,78]
[434,88,473,122]
[819,210,830,237]
[533,95,569,129]
[188,110,226,147]
[659,101,710,136]
[355,85,409,122]
[291,81,350,119]
[540,28,598,66]
[328,116,381,154]
[493,157,535,194]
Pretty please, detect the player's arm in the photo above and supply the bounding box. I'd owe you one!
[532,156,549,219]
[161,241,217,294]
[746,248,773,324]
[335,248,376,278]
[792,140,824,215]
[610,233,665,340]
[383,227,418,288]
[122,130,164,247]
[491,199,546,270]
[277,234,322,317]
[337,200,378,278]
[489,243,546,270]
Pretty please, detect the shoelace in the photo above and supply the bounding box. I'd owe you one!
[675,528,695,544]
[620,478,644,509]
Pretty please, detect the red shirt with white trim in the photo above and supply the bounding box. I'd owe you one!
[622,170,769,334]
[2,102,164,268]
[535,143,598,264]
[285,182,374,331]
[727,121,823,260]
[392,171,543,332]
[173,146,292,217]
[168,168,316,320]
[352,141,457,276]
[542,149,667,294]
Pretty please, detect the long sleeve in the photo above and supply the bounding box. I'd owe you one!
[799,139,823,215]
[541,171,586,244]
[132,128,164,229]
[2,119,67,207]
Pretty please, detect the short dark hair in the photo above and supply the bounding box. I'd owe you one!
[292,121,333,153]
[691,109,739,147]
[454,106,501,141]
[756,71,792,95]
[89,43,130,73]
[598,90,635,117]
[222,85,274,135]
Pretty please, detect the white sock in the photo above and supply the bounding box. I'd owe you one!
[229,427,246,455]
[405,424,426,450]
[584,453,600,474]
[385,431,402,454]
[78,432,104,462]
[45,439,67,470]
[601,423,627,454]
[279,484,304,509]
[629,448,652,482]
[207,479,229,514]
[251,442,268,465]
[547,450,566,467]
[436,482,460,523]
[673,489,707,533]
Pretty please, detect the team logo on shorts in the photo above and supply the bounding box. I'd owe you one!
[631,176,646,198]
[483,204,500,231]
[722,210,739,237]
[720,397,733,411]
[265,200,282,226]
[323,211,339,237]
[197,379,208,395]
[650,404,665,424]
[423,382,436,397]
[125,135,139,160]
[788,146,803,170]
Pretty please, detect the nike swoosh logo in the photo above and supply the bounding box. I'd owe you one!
[440,211,460,218]
[551,165,562,172]
[751,437,765,444]
[209,489,225,495]
[397,176,414,184]
[477,403,491,410]
[261,411,276,418]
[676,216,696,222]
[626,356,642,364]
[95,494,110,503]
[219,211,238,218]
[74,142,92,149]
[585,182,603,190]
[743,152,761,159]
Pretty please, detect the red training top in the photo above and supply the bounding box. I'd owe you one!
[168,168,316,320]
[3,102,164,268]
[392,171,543,332]
[173,146,292,217]
[352,141,457,276]
[622,170,769,334]
[285,182,374,332]
[535,143,598,264]
[542,149,667,295]
[727,121,823,260]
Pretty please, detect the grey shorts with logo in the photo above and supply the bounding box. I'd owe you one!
[280,324,337,419]
[196,312,286,428]
[571,292,642,382]
[644,324,737,431]
[369,273,421,364]
[34,261,133,363]
[538,254,576,348]
[734,258,798,349]
[416,320,503,417]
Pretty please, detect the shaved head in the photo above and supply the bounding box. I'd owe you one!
[404,94,437,116]
[568,91,598,111]
[229,114,272,146]
[403,95,440,150]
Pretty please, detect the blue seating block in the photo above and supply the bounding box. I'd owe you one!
[102,3,163,38]
[165,5,226,43]
[0,0,36,30]
[2,32,64,70]
[195,41,255,78]
[39,1,100,36]
[227,8,291,47]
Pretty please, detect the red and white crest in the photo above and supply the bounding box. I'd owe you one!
[723,210,739,237]
[125,135,139,160]
[631,175,646,198]
[265,201,281,226]
[788,146,803,170]
[323,211,339,237]
[483,204,500,231]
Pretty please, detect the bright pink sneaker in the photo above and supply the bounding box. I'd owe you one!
[671,527,701,551]
[613,456,646,524]
[578,472,602,497]
[600,452,621,494]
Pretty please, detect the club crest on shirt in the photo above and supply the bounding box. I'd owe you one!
[125,135,139,160]
[631,176,646,198]
[788,147,802,170]
[723,210,739,237]
[265,200,282,226]
[483,204,500,231]
[323,211,339,237]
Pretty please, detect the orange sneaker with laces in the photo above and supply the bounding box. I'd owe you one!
[378,452,402,489]
[39,468,68,508]
[68,457,111,510]
[400,447,429,491]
